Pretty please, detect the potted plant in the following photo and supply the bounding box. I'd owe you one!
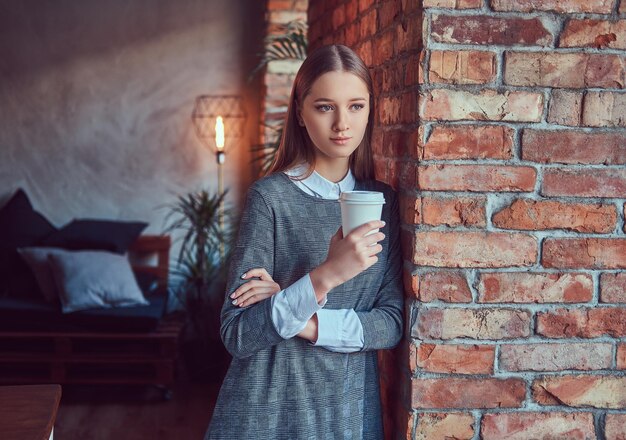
[162,189,238,382]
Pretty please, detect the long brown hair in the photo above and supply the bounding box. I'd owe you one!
[266,44,375,181]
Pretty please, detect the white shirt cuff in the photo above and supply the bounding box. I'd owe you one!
[270,274,325,339]
[313,308,364,353]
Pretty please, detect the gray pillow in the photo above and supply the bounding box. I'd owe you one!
[17,247,67,302]
[47,249,149,313]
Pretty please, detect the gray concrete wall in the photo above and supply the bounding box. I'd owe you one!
[0,0,265,246]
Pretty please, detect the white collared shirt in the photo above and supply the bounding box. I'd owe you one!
[268,164,364,353]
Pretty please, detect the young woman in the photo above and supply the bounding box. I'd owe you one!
[205,44,403,440]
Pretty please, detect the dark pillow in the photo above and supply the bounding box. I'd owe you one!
[0,189,57,298]
[40,219,148,254]
[16,247,67,302]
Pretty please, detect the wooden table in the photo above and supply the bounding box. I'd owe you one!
[0,384,61,440]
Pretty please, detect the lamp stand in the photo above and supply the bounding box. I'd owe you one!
[217,151,225,261]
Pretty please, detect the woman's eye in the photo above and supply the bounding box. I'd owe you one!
[316,104,333,112]
[351,104,365,111]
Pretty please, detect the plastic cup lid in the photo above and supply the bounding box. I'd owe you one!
[339,191,385,204]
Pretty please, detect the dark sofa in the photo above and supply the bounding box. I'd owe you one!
[0,189,181,397]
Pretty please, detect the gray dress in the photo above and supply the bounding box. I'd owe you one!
[204,172,404,440]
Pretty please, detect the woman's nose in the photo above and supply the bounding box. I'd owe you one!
[333,110,349,132]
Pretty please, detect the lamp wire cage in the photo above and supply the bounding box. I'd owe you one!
[191,95,247,152]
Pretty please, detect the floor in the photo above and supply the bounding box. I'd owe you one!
[54,362,224,440]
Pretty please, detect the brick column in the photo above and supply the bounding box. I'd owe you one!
[307,0,626,439]
[262,0,308,154]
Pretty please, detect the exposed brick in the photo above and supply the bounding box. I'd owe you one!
[374,157,389,182]
[548,90,583,126]
[373,29,394,65]
[478,272,593,303]
[583,92,626,127]
[618,344,626,369]
[419,89,543,122]
[403,270,419,299]
[413,231,537,268]
[414,413,475,440]
[422,196,486,227]
[492,199,617,233]
[542,168,626,198]
[522,129,626,165]
[358,0,375,13]
[399,160,418,190]
[431,14,552,46]
[561,19,626,50]
[536,307,626,338]
[356,40,373,67]
[378,1,397,29]
[413,307,531,339]
[481,412,596,440]
[601,273,626,303]
[423,0,481,8]
[400,90,419,124]
[345,22,359,47]
[332,6,345,29]
[268,10,307,25]
[586,56,626,89]
[359,9,377,39]
[268,0,293,10]
[532,375,626,409]
[543,238,626,269]
[345,0,358,22]
[399,193,421,225]
[415,343,495,374]
[420,125,514,160]
[404,53,422,86]
[412,377,526,409]
[504,52,624,88]
[395,19,422,54]
[500,342,612,372]
[379,96,401,124]
[420,271,472,303]
[418,165,536,192]
[428,50,496,84]
[491,0,614,13]
[606,414,626,440]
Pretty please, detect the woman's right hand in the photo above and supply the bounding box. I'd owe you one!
[310,220,385,300]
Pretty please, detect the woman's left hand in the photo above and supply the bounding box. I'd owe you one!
[230,268,281,307]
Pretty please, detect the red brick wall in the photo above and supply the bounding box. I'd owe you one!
[307,0,626,439]
[262,0,308,150]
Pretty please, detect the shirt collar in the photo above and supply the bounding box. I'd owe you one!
[284,163,355,199]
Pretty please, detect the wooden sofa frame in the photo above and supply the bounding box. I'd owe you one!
[0,235,183,400]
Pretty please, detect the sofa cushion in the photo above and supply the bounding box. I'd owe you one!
[0,291,167,333]
[17,247,160,304]
[40,219,147,254]
[0,189,57,299]
[47,249,150,313]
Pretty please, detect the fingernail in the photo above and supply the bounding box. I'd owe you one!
[230,293,234,298]
[381,221,386,225]
[232,299,237,305]
[241,273,247,279]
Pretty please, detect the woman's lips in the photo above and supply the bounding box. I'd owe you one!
[330,137,351,145]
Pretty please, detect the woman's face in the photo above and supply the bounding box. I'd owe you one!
[298,71,370,164]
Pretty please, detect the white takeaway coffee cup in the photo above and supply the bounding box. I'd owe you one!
[338,191,386,237]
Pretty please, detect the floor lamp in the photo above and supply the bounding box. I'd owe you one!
[191,95,246,260]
